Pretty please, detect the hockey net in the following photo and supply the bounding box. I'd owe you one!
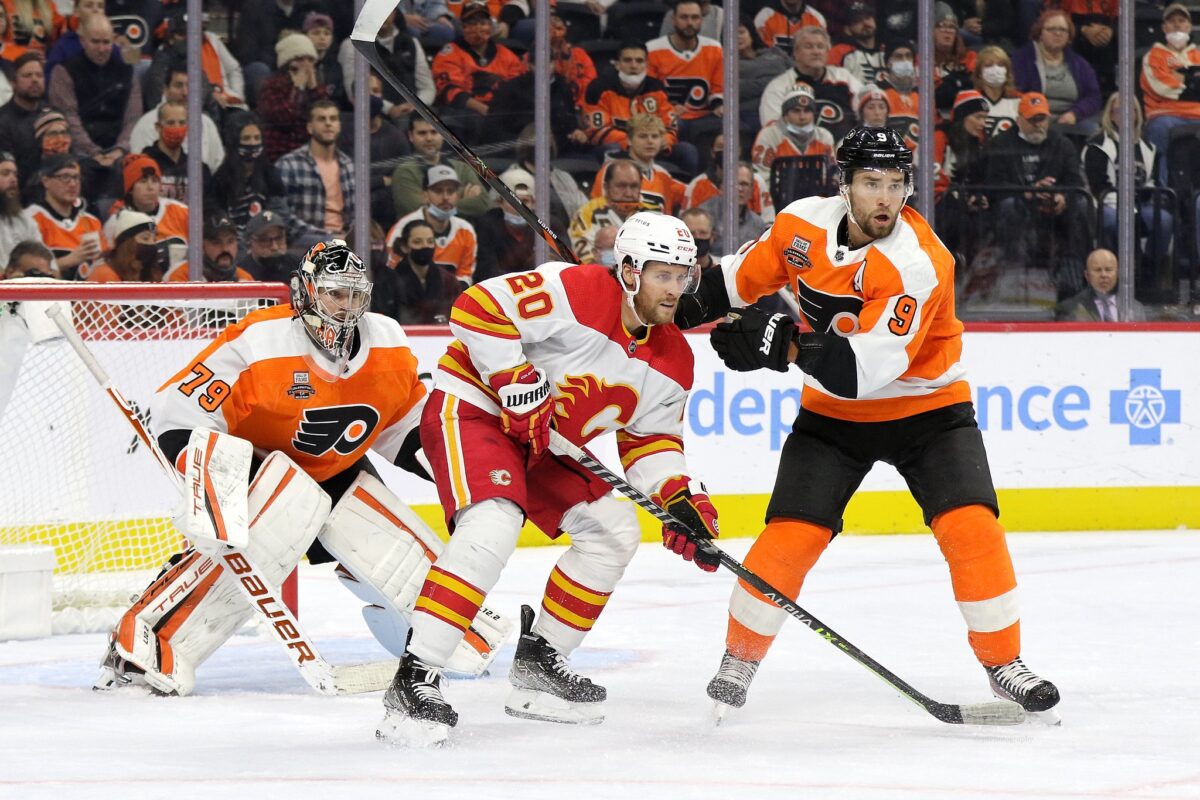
[0,281,290,633]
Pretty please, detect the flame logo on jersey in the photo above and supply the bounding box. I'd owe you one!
[552,375,640,442]
[292,404,381,456]
[796,277,864,337]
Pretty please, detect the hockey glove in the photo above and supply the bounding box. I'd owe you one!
[710,307,795,372]
[653,475,720,572]
[489,362,555,457]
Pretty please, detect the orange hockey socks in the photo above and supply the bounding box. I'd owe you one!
[726,518,832,662]
[930,504,1020,667]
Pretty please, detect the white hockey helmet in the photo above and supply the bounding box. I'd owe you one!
[612,211,700,297]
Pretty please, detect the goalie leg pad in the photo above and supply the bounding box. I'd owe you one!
[533,494,641,657]
[180,428,253,550]
[105,452,330,695]
[320,472,513,676]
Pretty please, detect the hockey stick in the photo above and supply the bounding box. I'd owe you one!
[45,304,399,696]
[547,430,1025,726]
[351,1,578,264]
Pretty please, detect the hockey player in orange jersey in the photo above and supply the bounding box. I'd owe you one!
[94,240,510,697]
[675,127,1061,723]
[377,212,721,746]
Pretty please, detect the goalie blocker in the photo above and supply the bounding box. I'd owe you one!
[98,431,510,696]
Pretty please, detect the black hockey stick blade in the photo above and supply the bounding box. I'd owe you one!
[351,1,579,265]
[547,430,1025,727]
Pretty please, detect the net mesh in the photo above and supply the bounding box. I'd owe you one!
[0,285,283,631]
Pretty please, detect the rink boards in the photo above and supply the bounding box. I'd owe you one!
[11,325,1196,568]
[391,324,1200,539]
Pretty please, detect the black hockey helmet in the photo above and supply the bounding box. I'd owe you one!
[836,126,913,180]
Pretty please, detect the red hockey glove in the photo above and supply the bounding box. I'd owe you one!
[488,362,554,457]
[653,475,720,572]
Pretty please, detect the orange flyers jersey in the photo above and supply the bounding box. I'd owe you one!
[446,0,504,17]
[882,86,920,151]
[385,211,478,282]
[164,262,254,282]
[150,305,427,483]
[581,72,678,148]
[24,203,106,278]
[719,195,968,422]
[755,5,826,50]
[437,261,696,496]
[683,172,775,220]
[751,123,836,179]
[107,198,190,249]
[432,40,526,107]
[591,160,686,215]
[1141,43,1200,119]
[553,45,597,105]
[150,199,190,249]
[645,35,724,120]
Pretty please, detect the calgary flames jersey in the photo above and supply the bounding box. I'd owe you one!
[151,305,427,483]
[720,195,967,422]
[436,262,695,496]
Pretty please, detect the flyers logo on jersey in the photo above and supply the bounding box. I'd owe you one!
[292,405,380,456]
[796,278,864,336]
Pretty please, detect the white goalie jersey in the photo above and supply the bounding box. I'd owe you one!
[436,261,695,496]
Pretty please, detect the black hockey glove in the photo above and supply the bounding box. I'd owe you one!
[710,307,795,372]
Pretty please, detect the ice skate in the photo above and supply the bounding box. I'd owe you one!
[505,605,605,725]
[376,651,458,747]
[92,640,172,696]
[985,657,1061,726]
[706,650,760,724]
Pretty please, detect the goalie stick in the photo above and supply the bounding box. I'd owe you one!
[547,430,1026,727]
[45,304,399,696]
[350,0,578,264]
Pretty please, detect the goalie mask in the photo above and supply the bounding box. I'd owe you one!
[290,240,372,371]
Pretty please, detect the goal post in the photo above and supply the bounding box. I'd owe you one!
[0,280,296,633]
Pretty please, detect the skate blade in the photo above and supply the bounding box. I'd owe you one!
[1027,707,1062,727]
[93,668,166,696]
[504,687,604,725]
[376,711,451,747]
[710,701,737,726]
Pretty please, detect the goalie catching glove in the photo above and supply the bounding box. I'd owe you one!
[711,307,795,373]
[653,475,720,572]
[489,362,555,456]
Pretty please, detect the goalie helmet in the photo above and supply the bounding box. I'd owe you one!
[289,240,372,368]
[612,212,700,298]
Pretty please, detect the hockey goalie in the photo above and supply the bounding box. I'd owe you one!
[95,240,511,697]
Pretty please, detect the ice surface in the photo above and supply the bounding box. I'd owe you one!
[2,532,1198,800]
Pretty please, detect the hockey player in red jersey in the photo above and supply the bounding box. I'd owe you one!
[94,240,509,697]
[675,127,1061,723]
[378,212,720,746]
